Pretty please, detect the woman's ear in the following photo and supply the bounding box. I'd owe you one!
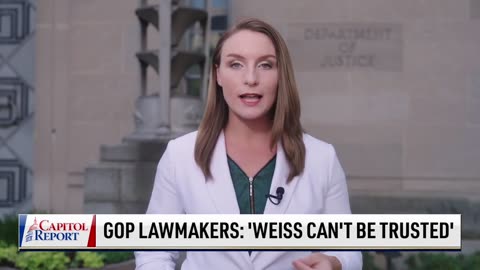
[215,65,223,87]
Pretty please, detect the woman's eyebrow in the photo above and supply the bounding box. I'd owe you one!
[225,53,277,60]
[225,53,245,59]
[258,54,277,61]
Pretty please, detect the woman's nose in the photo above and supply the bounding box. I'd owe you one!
[243,67,258,86]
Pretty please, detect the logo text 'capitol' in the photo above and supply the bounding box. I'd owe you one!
[26,217,89,242]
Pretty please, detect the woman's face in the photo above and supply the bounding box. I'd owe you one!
[216,30,278,122]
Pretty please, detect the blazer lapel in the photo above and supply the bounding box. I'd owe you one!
[263,141,300,215]
[205,133,301,262]
[205,132,252,265]
[206,131,240,214]
[251,142,300,260]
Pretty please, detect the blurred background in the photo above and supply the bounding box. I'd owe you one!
[0,0,479,269]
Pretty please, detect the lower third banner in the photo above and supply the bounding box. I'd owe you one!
[18,214,461,251]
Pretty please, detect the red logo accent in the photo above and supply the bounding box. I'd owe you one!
[87,215,96,247]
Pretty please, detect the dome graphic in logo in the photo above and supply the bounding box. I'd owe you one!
[25,217,38,242]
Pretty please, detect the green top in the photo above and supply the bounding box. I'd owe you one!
[227,155,276,214]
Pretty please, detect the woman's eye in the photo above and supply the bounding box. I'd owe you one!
[259,62,273,69]
[230,62,242,69]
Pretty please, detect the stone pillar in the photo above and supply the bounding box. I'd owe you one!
[34,0,71,213]
[35,0,140,213]
[158,0,172,133]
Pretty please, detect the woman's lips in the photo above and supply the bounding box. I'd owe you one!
[239,93,262,106]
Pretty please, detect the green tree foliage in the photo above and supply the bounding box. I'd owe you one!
[71,252,104,269]
[15,252,70,270]
[0,215,18,246]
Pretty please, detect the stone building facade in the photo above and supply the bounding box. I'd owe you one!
[30,0,479,239]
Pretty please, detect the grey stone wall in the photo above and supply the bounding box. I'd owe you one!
[232,0,480,237]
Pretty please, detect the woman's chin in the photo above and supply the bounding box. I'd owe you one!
[236,112,271,122]
[228,106,273,123]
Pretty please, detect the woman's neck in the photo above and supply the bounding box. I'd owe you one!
[224,112,273,146]
[224,112,277,176]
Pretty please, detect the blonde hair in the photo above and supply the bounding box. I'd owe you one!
[194,18,305,183]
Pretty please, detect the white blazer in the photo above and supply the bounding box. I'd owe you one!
[135,131,362,270]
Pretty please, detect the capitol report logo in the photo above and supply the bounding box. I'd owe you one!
[25,217,89,242]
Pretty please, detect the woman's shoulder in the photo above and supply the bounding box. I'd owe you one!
[302,133,335,151]
[302,133,337,160]
[170,130,198,143]
[166,131,338,158]
[167,130,198,151]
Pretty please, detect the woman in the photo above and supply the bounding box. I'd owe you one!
[135,18,362,270]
